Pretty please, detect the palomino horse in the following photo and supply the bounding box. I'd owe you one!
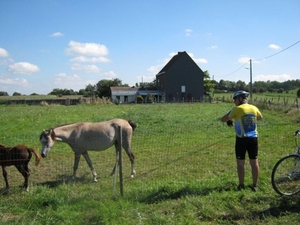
[39,119,137,182]
[0,144,41,192]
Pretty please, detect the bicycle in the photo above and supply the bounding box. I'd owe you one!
[271,130,300,196]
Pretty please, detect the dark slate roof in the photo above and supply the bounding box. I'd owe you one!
[157,51,203,76]
[158,51,187,73]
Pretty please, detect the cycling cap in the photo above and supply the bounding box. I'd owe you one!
[233,90,249,99]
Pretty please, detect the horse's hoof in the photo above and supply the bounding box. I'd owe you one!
[130,175,134,178]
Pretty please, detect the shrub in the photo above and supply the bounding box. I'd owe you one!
[136,95,144,103]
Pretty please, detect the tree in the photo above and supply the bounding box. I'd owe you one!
[78,89,86,95]
[203,70,215,94]
[84,84,96,97]
[95,78,128,98]
[13,92,21,96]
[236,80,247,90]
[0,91,9,96]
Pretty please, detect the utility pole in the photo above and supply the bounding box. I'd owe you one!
[249,59,253,100]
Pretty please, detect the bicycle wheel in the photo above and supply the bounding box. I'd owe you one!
[271,154,300,196]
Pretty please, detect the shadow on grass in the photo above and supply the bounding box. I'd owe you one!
[36,174,91,188]
[253,196,300,218]
[139,184,300,222]
[140,183,235,204]
[0,186,25,195]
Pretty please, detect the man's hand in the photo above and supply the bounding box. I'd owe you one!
[226,120,233,127]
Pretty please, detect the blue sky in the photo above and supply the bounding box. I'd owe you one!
[0,0,299,95]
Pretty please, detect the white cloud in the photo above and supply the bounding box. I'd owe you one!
[137,75,155,83]
[187,52,208,64]
[0,77,29,86]
[147,64,164,75]
[185,29,193,36]
[65,40,109,56]
[238,56,251,64]
[7,62,40,75]
[192,57,208,64]
[254,73,291,82]
[238,56,261,64]
[51,32,63,37]
[208,45,218,50]
[65,41,110,72]
[70,56,110,63]
[101,71,116,78]
[0,58,14,66]
[71,63,101,73]
[204,32,212,38]
[269,44,281,50]
[0,47,9,57]
[54,73,85,89]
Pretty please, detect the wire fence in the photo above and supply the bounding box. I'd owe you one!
[1,117,297,193]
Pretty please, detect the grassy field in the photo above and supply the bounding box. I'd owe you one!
[0,102,300,224]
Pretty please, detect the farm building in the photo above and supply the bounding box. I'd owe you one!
[110,51,205,103]
[110,86,160,103]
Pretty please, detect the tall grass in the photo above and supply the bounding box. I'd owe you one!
[0,103,299,224]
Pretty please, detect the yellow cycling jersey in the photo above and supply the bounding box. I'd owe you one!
[228,103,262,138]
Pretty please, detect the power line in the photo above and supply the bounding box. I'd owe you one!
[254,39,300,61]
[216,60,250,78]
[215,39,300,79]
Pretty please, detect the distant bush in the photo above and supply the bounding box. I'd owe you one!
[136,95,144,103]
[13,92,21,96]
[0,91,9,96]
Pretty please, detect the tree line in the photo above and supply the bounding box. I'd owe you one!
[1,72,300,97]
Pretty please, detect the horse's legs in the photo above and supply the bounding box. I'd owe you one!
[82,151,97,182]
[110,146,120,176]
[15,164,30,192]
[122,140,136,178]
[73,154,81,180]
[2,166,9,189]
[126,150,135,178]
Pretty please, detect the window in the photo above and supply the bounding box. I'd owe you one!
[181,86,186,93]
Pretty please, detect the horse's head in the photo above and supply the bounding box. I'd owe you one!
[40,129,56,158]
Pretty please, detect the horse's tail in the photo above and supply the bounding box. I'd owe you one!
[128,120,137,131]
[28,148,41,166]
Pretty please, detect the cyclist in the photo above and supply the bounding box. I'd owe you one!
[221,90,263,191]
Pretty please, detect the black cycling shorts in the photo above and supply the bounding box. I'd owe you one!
[235,137,258,160]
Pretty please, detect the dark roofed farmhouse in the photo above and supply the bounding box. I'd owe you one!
[110,51,205,103]
[156,51,204,102]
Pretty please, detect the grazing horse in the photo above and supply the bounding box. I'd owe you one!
[0,144,41,192]
[39,119,137,182]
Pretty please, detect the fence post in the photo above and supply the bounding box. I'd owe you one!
[118,126,124,196]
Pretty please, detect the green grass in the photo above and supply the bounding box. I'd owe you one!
[0,103,300,224]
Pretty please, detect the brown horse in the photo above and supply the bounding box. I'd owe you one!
[0,144,41,192]
[40,119,137,182]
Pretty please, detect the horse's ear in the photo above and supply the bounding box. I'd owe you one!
[40,130,46,140]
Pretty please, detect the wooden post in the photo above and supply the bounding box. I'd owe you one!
[118,126,124,196]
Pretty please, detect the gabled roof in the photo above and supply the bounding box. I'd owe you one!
[158,51,198,74]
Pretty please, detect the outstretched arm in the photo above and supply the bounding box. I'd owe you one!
[221,114,230,122]
[257,112,263,121]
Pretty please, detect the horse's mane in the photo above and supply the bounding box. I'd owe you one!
[53,122,87,129]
